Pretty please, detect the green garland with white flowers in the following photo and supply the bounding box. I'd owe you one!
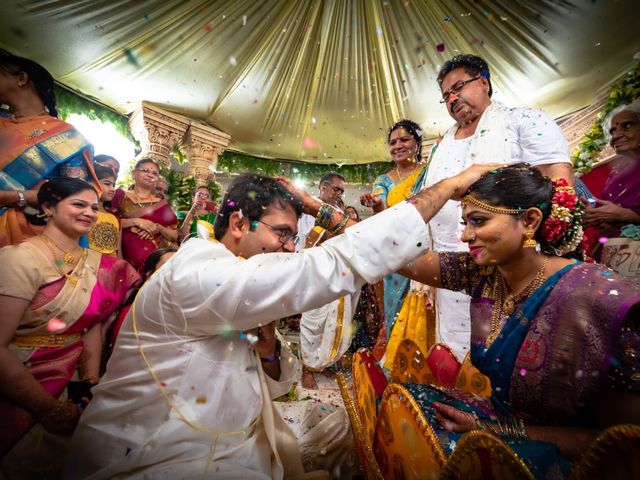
[573,57,640,175]
[217,151,390,184]
[54,84,136,144]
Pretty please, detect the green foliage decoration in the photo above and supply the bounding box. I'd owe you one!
[54,84,138,148]
[160,167,222,212]
[218,150,390,184]
[54,83,391,184]
[573,57,640,175]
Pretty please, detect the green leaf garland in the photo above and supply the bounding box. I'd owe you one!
[55,83,392,183]
[572,57,640,175]
[217,150,390,184]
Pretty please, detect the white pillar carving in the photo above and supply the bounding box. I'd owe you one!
[558,98,616,168]
[180,121,231,183]
[129,102,190,168]
[421,138,437,163]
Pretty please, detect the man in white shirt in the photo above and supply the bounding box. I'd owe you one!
[296,172,345,250]
[421,54,573,359]
[66,167,493,479]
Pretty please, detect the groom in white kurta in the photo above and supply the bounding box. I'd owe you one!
[65,170,489,479]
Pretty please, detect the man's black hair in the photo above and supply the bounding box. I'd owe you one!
[214,173,303,240]
[437,54,493,98]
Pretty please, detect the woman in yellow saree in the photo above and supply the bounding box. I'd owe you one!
[360,119,429,367]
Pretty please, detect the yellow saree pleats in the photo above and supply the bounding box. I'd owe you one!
[383,292,435,371]
[382,164,434,370]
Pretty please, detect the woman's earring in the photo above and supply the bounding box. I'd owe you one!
[523,230,537,248]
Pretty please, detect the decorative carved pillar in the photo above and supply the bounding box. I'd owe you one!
[129,102,190,168]
[422,138,437,161]
[180,121,231,184]
[558,98,616,167]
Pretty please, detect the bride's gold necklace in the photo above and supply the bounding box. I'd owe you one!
[487,256,548,346]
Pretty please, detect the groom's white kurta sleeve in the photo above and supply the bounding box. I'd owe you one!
[168,201,428,335]
[66,201,428,480]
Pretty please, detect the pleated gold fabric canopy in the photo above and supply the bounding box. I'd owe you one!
[1,0,639,163]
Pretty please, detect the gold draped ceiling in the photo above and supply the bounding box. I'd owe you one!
[1,0,639,164]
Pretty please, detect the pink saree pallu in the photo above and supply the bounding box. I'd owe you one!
[0,251,139,457]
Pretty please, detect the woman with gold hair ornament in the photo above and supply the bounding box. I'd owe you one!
[399,163,639,478]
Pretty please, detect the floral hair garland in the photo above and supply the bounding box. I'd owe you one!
[540,178,585,256]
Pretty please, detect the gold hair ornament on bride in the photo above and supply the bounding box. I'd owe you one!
[462,195,524,215]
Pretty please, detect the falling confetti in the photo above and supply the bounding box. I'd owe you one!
[436,43,445,53]
[302,137,320,148]
[229,55,238,66]
[123,48,140,68]
[47,317,66,332]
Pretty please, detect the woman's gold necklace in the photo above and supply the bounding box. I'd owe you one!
[41,234,78,265]
[40,235,87,286]
[130,190,154,208]
[395,159,417,182]
[487,256,549,346]
[13,109,48,119]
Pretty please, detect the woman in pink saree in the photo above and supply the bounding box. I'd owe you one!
[0,178,139,478]
[584,101,640,273]
[111,159,178,271]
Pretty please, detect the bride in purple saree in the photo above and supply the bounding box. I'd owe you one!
[401,164,639,478]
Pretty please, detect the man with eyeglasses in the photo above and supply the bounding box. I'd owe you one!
[68,166,496,479]
[296,171,345,251]
[417,54,573,360]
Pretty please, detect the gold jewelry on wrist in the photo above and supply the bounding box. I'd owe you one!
[315,203,335,230]
[42,398,71,421]
[330,213,350,234]
[80,375,100,384]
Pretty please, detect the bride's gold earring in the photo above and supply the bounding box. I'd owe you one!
[523,230,537,248]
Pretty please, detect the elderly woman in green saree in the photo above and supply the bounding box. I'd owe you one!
[398,164,639,478]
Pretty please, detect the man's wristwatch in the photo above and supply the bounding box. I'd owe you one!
[16,190,27,208]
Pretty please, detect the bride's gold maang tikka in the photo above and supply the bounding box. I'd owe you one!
[462,195,525,215]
